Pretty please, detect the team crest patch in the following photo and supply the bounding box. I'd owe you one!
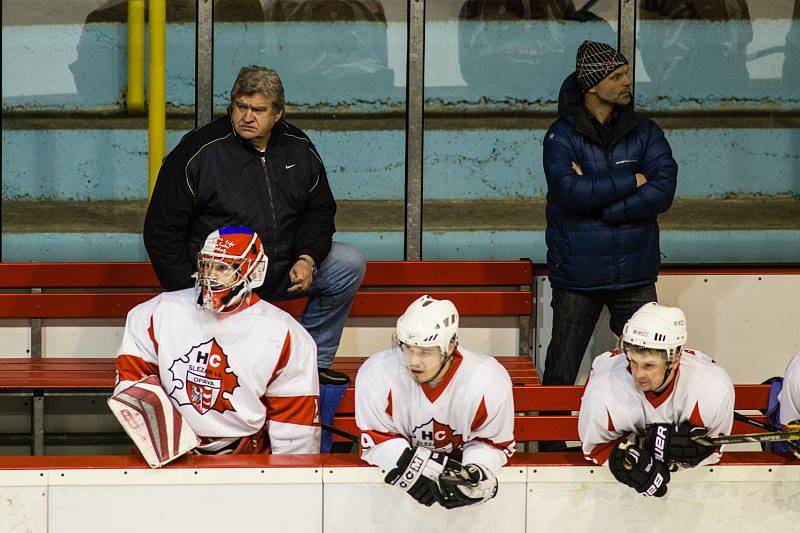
[168,338,240,415]
[411,418,463,453]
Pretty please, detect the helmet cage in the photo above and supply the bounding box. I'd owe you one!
[195,230,267,313]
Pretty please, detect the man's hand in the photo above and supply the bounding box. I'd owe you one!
[608,441,670,497]
[288,255,315,293]
[635,173,648,187]
[571,162,584,176]
[384,447,449,507]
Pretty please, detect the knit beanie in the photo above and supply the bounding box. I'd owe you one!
[575,40,628,93]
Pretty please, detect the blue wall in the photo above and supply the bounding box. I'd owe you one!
[3,128,798,201]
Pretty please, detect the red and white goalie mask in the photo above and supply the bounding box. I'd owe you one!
[195,226,267,313]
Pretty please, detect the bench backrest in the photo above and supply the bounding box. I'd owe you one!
[0,261,533,319]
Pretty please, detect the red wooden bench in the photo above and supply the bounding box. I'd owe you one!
[0,260,535,453]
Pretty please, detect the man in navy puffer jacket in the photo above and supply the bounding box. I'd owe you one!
[541,41,678,439]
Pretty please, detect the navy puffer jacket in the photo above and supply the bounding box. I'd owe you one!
[543,73,678,291]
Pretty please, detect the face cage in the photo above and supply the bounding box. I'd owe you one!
[196,256,255,313]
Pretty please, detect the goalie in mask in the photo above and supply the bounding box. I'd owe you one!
[110,226,320,466]
[578,302,734,498]
[355,295,516,509]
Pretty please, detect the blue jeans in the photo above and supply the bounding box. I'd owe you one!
[542,283,657,387]
[269,242,366,369]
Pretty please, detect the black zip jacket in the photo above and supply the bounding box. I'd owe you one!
[143,114,337,297]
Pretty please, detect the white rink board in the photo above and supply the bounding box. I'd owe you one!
[323,466,528,533]
[2,463,800,532]
[45,467,322,533]
[526,465,800,533]
[0,485,47,533]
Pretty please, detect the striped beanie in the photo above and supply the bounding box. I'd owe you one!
[576,40,628,93]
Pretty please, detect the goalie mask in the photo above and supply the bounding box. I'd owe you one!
[195,226,267,313]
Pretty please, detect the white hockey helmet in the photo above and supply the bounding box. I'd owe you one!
[395,295,459,356]
[621,302,687,360]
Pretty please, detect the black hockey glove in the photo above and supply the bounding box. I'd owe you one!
[384,447,449,507]
[436,462,498,509]
[609,442,670,497]
[643,422,715,468]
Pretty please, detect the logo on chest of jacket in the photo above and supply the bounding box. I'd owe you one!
[168,338,240,415]
[410,418,464,452]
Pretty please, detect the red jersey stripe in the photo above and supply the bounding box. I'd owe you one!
[266,395,319,427]
[115,354,159,384]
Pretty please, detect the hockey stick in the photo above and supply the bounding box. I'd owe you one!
[320,422,359,443]
[691,424,800,447]
[732,412,800,453]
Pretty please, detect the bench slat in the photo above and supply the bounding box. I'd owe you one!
[0,261,532,289]
[0,290,530,319]
[330,415,772,442]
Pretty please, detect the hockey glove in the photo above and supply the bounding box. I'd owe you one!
[609,442,670,497]
[643,422,715,468]
[384,447,448,507]
[437,463,498,509]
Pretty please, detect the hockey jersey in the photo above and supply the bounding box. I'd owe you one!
[355,346,516,474]
[578,348,734,466]
[780,351,800,425]
[114,289,320,454]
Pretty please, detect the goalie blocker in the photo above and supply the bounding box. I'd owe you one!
[108,375,199,468]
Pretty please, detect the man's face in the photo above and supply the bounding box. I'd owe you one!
[627,349,668,392]
[590,64,632,106]
[231,93,283,148]
[402,344,445,383]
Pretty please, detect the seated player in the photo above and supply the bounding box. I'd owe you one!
[356,295,516,509]
[779,351,800,458]
[578,302,734,497]
[113,226,320,456]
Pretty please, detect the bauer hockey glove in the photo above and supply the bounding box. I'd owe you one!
[384,447,448,507]
[643,422,715,468]
[609,441,670,497]
[436,462,498,509]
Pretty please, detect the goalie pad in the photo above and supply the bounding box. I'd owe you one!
[108,375,200,468]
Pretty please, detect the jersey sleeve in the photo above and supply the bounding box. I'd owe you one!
[780,352,800,425]
[264,321,321,454]
[114,295,162,395]
[578,377,631,465]
[462,365,516,474]
[690,367,734,466]
[355,359,410,470]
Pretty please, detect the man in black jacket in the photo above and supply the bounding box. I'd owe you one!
[144,65,364,385]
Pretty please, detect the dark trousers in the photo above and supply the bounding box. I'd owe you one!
[542,283,658,387]
[538,283,656,451]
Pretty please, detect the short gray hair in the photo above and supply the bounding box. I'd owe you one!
[230,66,285,113]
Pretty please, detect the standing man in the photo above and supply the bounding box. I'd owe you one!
[144,66,364,386]
[541,42,678,430]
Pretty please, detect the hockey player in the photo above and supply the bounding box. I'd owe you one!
[578,302,734,497]
[779,352,800,459]
[113,226,320,455]
[356,295,516,509]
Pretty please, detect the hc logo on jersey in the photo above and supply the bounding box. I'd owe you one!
[168,338,240,415]
[411,418,463,452]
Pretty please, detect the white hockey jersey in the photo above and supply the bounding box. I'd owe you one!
[114,289,320,454]
[780,351,800,425]
[355,347,516,474]
[578,348,734,466]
